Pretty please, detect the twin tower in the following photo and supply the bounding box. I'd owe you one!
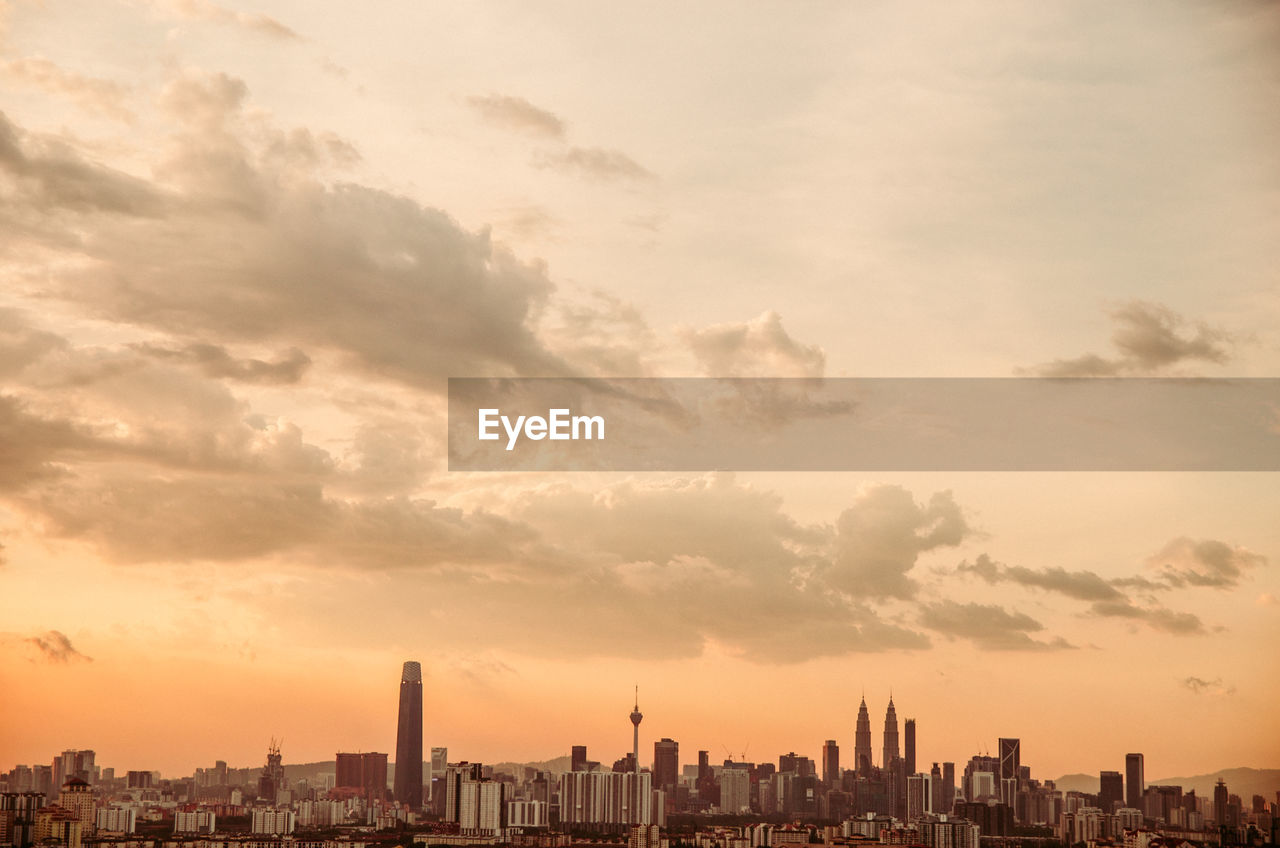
[854,695,912,774]
[394,661,424,807]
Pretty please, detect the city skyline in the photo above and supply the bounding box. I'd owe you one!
[1,0,1278,799]
[1,677,1266,786]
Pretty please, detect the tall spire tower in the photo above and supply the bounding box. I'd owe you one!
[854,696,873,775]
[394,661,423,808]
[630,687,643,823]
[882,695,900,769]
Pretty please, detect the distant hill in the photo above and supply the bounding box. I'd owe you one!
[490,756,573,776]
[1054,768,1280,800]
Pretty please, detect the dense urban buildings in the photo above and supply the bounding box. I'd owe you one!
[2,668,1276,848]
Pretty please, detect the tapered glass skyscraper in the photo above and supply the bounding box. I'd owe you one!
[394,661,423,808]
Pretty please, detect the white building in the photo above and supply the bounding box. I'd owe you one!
[251,808,296,835]
[507,800,548,829]
[719,769,749,815]
[95,807,137,834]
[173,809,216,834]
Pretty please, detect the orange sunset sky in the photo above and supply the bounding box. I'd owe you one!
[1,1,1279,783]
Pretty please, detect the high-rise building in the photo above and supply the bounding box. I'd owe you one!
[258,741,284,802]
[997,738,1020,802]
[336,752,388,804]
[57,779,95,833]
[904,720,916,775]
[1099,771,1123,812]
[1125,754,1144,811]
[95,808,136,835]
[942,761,955,814]
[720,767,750,814]
[572,746,588,773]
[821,740,839,786]
[653,739,678,792]
[429,747,448,800]
[854,698,873,775]
[882,698,900,769]
[395,661,424,808]
[1213,779,1228,826]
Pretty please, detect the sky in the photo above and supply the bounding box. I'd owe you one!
[1,0,1279,785]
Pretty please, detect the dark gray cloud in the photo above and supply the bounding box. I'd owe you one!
[25,630,92,663]
[918,600,1074,651]
[468,94,566,139]
[1029,301,1233,376]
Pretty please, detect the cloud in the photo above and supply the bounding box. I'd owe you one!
[3,57,134,123]
[828,487,969,600]
[25,630,92,663]
[918,600,1074,651]
[0,111,165,217]
[1087,598,1206,635]
[1146,537,1266,589]
[132,342,311,384]
[1028,301,1233,376]
[1182,676,1235,696]
[150,0,299,40]
[683,311,826,379]
[957,554,1125,601]
[468,94,566,139]
[1,75,572,389]
[536,146,655,183]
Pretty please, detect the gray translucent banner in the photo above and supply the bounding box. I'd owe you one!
[447,378,1280,471]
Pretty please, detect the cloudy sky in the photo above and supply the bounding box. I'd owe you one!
[1,0,1278,783]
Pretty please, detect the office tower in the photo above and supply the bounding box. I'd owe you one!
[930,763,944,815]
[882,697,900,769]
[1125,754,1144,811]
[53,752,95,789]
[572,746,588,773]
[1213,779,1228,825]
[629,690,643,823]
[998,738,1020,803]
[822,740,840,786]
[429,747,448,800]
[1100,771,1123,812]
[942,762,955,814]
[395,661,424,808]
[854,697,873,775]
[336,752,389,803]
[904,720,916,775]
[653,739,678,792]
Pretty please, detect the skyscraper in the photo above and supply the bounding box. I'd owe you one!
[1125,753,1144,810]
[904,719,917,775]
[821,740,839,786]
[394,661,424,808]
[997,738,1020,805]
[571,746,588,773]
[1100,770,1123,812]
[854,697,873,775]
[882,697,900,769]
[653,739,678,792]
